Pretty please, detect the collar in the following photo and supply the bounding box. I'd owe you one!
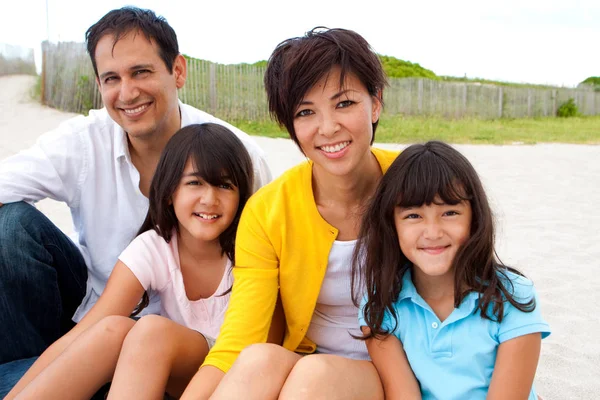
[398,269,480,319]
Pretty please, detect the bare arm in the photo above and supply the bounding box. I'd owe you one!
[5,261,145,398]
[487,333,541,400]
[363,326,422,400]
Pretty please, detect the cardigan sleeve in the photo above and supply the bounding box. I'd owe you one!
[201,195,280,373]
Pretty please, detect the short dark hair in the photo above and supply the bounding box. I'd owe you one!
[85,6,179,77]
[353,141,535,339]
[264,27,388,149]
[138,123,254,262]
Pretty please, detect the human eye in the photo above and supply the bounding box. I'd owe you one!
[185,179,201,186]
[103,75,118,84]
[404,213,421,220]
[443,210,460,217]
[218,182,235,190]
[295,109,313,118]
[133,69,151,77]
[337,100,354,108]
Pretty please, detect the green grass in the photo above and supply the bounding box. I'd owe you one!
[232,115,600,144]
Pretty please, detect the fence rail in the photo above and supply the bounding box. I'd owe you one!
[0,43,36,76]
[40,41,600,119]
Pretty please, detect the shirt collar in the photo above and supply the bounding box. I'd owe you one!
[397,268,480,314]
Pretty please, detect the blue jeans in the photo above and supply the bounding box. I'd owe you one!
[0,202,88,396]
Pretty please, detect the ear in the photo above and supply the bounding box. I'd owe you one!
[372,90,383,123]
[173,54,187,89]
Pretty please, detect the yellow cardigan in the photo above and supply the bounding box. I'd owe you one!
[202,147,399,373]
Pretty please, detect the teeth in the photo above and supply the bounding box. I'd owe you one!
[321,141,350,153]
[124,104,148,114]
[196,213,219,220]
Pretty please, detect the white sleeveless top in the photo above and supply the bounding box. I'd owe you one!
[305,240,369,360]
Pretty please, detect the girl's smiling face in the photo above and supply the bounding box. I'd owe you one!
[171,158,239,245]
[394,197,472,282]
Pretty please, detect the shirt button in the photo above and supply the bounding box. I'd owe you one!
[431,322,439,329]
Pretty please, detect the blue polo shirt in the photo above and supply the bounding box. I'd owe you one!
[359,269,550,400]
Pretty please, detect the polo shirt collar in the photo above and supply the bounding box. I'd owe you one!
[398,268,480,324]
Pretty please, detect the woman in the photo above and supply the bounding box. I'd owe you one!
[182,27,396,399]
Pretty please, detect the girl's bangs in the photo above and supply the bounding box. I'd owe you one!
[396,152,471,207]
[188,143,239,188]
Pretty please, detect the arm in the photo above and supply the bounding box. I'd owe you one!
[363,326,421,400]
[487,333,541,400]
[0,124,85,206]
[6,261,145,398]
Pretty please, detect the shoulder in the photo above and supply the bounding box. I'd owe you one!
[371,147,400,172]
[498,269,536,302]
[180,103,266,157]
[37,108,116,150]
[245,161,311,210]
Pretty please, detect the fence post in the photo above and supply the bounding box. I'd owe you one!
[527,89,532,117]
[209,63,217,114]
[418,79,423,114]
[462,83,467,117]
[498,86,503,118]
[41,41,47,105]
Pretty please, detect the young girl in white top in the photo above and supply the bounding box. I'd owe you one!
[7,123,255,399]
[355,141,550,400]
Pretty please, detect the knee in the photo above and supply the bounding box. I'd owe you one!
[233,343,285,373]
[122,314,172,351]
[0,202,38,241]
[280,356,334,399]
[89,315,135,347]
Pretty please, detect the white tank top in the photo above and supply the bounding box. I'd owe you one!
[305,240,369,360]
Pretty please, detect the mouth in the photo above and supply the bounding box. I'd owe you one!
[120,102,152,117]
[193,212,221,221]
[318,141,351,154]
[419,245,450,255]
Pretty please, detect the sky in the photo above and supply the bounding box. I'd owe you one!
[1,0,598,87]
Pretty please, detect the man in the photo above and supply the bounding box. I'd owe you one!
[0,7,271,396]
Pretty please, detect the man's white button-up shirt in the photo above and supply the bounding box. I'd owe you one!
[0,101,271,320]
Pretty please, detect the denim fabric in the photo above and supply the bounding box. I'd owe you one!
[0,357,37,398]
[0,202,88,391]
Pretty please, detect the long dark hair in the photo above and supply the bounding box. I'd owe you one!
[131,123,254,316]
[352,141,534,338]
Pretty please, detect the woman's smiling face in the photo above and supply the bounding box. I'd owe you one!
[292,66,381,178]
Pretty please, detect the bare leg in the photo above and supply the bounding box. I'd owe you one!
[107,315,211,400]
[11,316,135,400]
[210,344,302,400]
[279,354,384,400]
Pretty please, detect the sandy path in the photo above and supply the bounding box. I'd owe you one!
[1,75,599,399]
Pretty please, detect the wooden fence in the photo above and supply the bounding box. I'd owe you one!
[0,43,36,76]
[41,41,600,119]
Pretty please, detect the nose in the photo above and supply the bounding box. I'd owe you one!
[317,111,340,138]
[119,78,140,103]
[423,221,443,240]
[200,185,219,205]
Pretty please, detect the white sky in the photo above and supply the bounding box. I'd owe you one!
[1,0,598,87]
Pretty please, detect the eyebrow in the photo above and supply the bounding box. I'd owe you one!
[98,64,155,80]
[298,89,356,106]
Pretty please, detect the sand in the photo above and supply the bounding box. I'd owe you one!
[1,75,599,399]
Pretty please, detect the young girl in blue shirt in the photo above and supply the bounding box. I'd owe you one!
[355,141,550,400]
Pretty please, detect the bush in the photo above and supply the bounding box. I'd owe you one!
[556,98,579,118]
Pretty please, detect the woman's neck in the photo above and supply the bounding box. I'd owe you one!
[312,151,382,208]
